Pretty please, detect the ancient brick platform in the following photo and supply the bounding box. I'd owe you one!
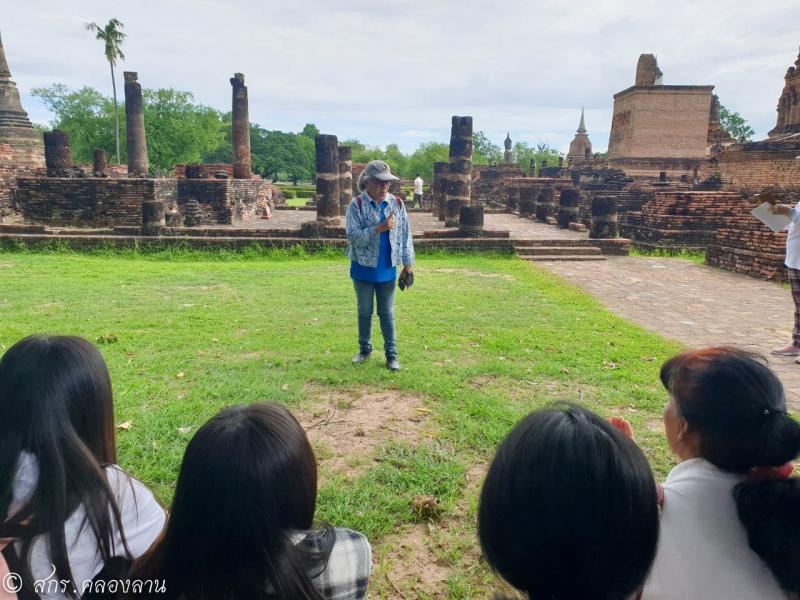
[620,190,746,251]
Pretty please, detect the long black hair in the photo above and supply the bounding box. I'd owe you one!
[661,347,800,594]
[0,335,129,599]
[478,403,659,600]
[129,402,334,600]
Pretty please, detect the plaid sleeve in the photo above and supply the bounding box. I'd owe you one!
[311,528,372,600]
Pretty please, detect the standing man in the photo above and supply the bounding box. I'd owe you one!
[346,160,415,371]
[770,199,800,359]
[413,173,424,208]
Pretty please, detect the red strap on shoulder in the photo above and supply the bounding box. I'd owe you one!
[356,196,362,209]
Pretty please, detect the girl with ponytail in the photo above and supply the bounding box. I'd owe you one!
[642,347,800,599]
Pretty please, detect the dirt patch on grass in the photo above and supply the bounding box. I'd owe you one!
[297,388,437,482]
[432,268,514,281]
[0,262,12,268]
[371,461,522,599]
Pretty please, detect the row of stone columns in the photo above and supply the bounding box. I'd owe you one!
[509,184,617,238]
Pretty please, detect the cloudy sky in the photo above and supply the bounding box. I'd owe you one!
[3,0,799,154]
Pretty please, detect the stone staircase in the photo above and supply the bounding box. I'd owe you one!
[514,239,607,262]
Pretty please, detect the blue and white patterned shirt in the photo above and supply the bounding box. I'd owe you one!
[345,192,415,269]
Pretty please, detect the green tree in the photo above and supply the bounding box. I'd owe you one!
[142,88,225,172]
[719,104,755,144]
[300,123,320,139]
[514,141,564,175]
[405,142,449,182]
[32,84,117,161]
[472,131,502,165]
[33,84,226,173]
[85,18,126,163]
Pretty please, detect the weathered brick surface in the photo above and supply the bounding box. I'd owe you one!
[174,163,233,178]
[608,86,714,160]
[14,176,278,227]
[703,140,800,197]
[15,178,177,226]
[472,164,523,205]
[0,141,44,216]
[619,191,746,251]
[706,201,789,282]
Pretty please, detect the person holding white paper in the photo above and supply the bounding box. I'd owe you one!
[769,200,800,358]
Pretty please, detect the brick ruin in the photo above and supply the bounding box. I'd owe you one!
[2,57,278,229]
[567,108,592,163]
[0,32,45,220]
[0,34,797,273]
[769,48,800,138]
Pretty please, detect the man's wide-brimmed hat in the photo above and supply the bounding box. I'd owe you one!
[356,160,399,192]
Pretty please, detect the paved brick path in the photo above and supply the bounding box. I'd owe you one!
[542,255,800,410]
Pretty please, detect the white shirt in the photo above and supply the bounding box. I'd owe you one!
[642,458,787,600]
[10,452,166,600]
[413,177,423,195]
[785,203,800,270]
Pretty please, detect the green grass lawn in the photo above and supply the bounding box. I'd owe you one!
[0,249,683,598]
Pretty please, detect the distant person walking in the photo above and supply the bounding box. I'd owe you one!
[345,160,415,371]
[770,199,800,360]
[413,174,424,208]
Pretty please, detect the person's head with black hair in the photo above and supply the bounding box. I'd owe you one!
[130,402,335,600]
[660,347,800,594]
[478,403,659,600]
[0,335,126,599]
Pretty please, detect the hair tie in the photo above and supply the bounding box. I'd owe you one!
[747,463,794,482]
[761,407,787,417]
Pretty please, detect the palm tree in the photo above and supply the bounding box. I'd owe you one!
[86,18,126,164]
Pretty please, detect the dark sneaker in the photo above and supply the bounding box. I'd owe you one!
[386,358,401,371]
[352,352,371,365]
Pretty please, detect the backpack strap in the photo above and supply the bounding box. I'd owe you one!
[356,195,362,210]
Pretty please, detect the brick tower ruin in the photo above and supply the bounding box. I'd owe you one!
[0,32,45,217]
[567,107,592,163]
[769,47,800,138]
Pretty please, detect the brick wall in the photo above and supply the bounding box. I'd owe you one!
[706,203,788,282]
[619,190,746,251]
[703,140,800,197]
[174,164,234,178]
[0,140,45,217]
[608,86,714,159]
[15,178,178,227]
[472,164,524,204]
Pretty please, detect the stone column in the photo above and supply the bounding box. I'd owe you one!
[506,186,519,210]
[535,187,556,222]
[338,146,353,215]
[315,134,340,224]
[92,149,108,177]
[518,187,536,217]
[43,131,72,176]
[445,199,463,227]
[530,159,536,177]
[459,204,484,233]
[444,116,472,227]
[590,196,619,239]
[141,200,166,235]
[230,73,252,179]
[432,161,448,216]
[434,162,449,221]
[124,72,148,177]
[557,188,580,228]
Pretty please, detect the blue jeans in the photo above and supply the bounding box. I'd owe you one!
[353,279,397,360]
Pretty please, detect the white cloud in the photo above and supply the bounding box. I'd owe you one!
[4,0,799,153]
